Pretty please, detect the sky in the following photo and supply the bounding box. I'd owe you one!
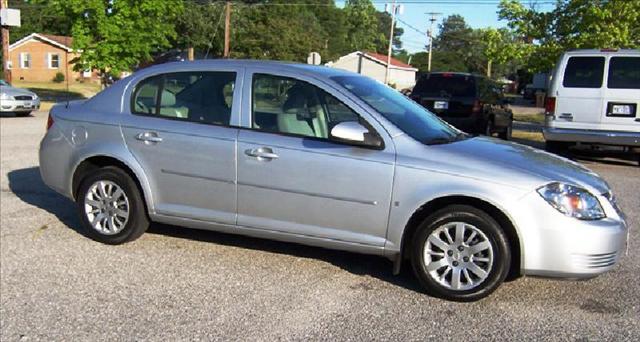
[335,0,555,54]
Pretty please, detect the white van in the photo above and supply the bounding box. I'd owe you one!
[543,49,639,153]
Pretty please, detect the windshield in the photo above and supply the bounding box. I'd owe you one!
[331,75,464,145]
[413,74,476,97]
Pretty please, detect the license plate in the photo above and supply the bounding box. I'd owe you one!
[612,104,632,115]
[434,101,448,110]
[24,102,32,108]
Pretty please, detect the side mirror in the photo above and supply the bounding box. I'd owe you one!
[330,121,383,148]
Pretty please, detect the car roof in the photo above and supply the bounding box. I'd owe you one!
[563,49,640,56]
[139,59,359,79]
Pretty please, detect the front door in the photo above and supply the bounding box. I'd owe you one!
[236,72,395,246]
[121,70,241,224]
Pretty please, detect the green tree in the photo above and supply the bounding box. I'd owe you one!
[344,0,383,52]
[499,0,640,72]
[174,0,226,57]
[375,11,404,54]
[481,27,531,78]
[430,15,478,73]
[49,0,183,85]
[8,0,73,43]
[231,1,327,61]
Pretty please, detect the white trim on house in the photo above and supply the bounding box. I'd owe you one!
[326,51,418,72]
[19,52,31,68]
[9,33,73,52]
[47,52,60,69]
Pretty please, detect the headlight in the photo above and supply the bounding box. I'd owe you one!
[537,182,605,220]
[0,93,10,100]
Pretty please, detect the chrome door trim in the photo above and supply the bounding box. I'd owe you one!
[160,169,236,185]
[238,181,378,205]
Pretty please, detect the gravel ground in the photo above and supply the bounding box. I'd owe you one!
[1,112,639,341]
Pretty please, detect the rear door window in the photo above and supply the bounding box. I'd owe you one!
[132,71,236,126]
[562,57,605,88]
[413,74,476,97]
[607,57,640,89]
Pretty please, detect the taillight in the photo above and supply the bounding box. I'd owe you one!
[545,97,556,115]
[46,114,54,131]
[472,100,482,114]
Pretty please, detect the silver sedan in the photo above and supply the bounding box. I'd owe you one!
[0,80,40,116]
[39,60,628,301]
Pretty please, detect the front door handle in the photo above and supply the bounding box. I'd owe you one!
[244,147,279,161]
[135,131,163,144]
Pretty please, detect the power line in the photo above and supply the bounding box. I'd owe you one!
[396,18,427,36]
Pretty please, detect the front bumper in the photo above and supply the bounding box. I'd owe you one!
[543,126,640,147]
[514,189,628,279]
[0,98,41,112]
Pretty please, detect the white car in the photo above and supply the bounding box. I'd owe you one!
[543,49,640,153]
[0,80,41,116]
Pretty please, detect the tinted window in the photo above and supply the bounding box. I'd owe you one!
[413,74,476,97]
[608,57,640,89]
[132,71,235,125]
[562,57,604,88]
[332,75,462,145]
[252,74,360,139]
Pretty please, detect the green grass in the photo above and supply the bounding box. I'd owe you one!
[12,81,102,112]
[511,130,545,149]
[513,112,545,124]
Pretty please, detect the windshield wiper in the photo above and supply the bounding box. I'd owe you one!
[424,132,468,145]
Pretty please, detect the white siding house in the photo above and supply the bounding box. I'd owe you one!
[326,51,418,90]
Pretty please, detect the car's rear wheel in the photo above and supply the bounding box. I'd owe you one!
[411,205,511,301]
[498,120,512,140]
[76,166,148,244]
[484,120,494,137]
[545,140,571,155]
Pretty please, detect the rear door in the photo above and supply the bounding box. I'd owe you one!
[121,69,242,224]
[555,56,605,128]
[602,55,640,131]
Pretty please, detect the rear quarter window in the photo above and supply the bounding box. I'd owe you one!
[562,57,605,88]
[607,57,640,89]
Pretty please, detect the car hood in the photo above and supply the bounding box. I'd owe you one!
[399,136,609,195]
[0,85,36,97]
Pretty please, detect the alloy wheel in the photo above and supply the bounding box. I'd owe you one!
[84,180,130,235]
[423,222,494,291]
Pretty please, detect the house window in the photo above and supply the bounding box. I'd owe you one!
[6,61,11,70]
[19,53,31,68]
[49,53,60,69]
[83,69,92,78]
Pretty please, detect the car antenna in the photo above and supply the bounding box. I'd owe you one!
[65,56,70,108]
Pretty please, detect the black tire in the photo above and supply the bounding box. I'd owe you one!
[484,119,493,137]
[498,120,512,140]
[411,205,511,302]
[15,111,31,117]
[76,166,149,244]
[545,140,571,155]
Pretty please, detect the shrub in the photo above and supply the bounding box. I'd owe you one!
[53,72,65,83]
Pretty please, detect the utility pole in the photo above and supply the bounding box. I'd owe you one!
[223,1,231,58]
[426,12,441,73]
[1,0,11,82]
[384,0,398,85]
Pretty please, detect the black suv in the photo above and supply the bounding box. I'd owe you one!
[411,72,513,139]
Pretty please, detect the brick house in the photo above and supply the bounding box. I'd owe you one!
[7,33,99,83]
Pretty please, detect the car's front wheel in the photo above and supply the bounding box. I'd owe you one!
[411,205,511,301]
[76,166,149,244]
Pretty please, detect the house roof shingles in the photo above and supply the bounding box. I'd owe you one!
[363,51,414,69]
[39,34,73,49]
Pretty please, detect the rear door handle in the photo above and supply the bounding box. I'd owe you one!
[244,147,279,161]
[135,132,163,144]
